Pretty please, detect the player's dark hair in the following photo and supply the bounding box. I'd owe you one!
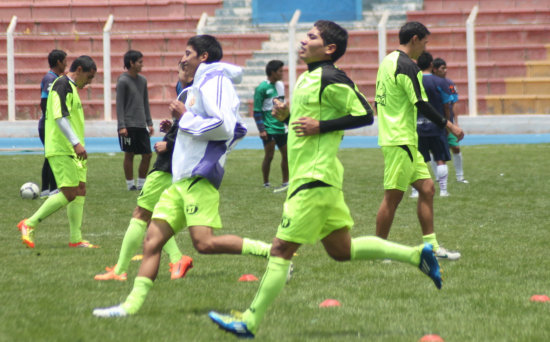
[123,50,143,69]
[417,51,433,70]
[433,57,447,69]
[187,35,223,63]
[265,60,284,77]
[48,49,67,68]
[399,21,430,45]
[69,55,97,72]
[314,20,348,62]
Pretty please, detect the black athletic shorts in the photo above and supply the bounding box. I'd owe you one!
[262,133,287,149]
[118,127,152,154]
[418,134,451,162]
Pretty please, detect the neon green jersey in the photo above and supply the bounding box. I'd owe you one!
[375,50,428,147]
[289,61,372,189]
[44,75,85,157]
[253,80,285,134]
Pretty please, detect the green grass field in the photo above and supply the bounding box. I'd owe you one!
[1,144,549,342]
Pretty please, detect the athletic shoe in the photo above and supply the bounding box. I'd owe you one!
[49,189,60,196]
[17,219,35,248]
[69,240,100,248]
[262,182,270,188]
[128,185,138,191]
[286,262,294,284]
[40,190,50,198]
[169,255,193,280]
[457,178,469,184]
[273,183,289,194]
[418,243,442,290]
[440,190,450,197]
[435,247,461,261]
[208,311,254,339]
[410,188,419,198]
[93,304,128,318]
[94,267,127,281]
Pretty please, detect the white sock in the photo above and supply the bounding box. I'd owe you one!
[137,178,146,189]
[126,179,135,190]
[437,164,448,193]
[453,152,464,180]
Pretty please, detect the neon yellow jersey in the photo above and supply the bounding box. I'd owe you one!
[289,61,372,189]
[375,50,428,147]
[44,75,85,157]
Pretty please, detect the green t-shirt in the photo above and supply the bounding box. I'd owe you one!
[45,75,85,157]
[253,80,285,134]
[375,50,428,147]
[289,61,371,189]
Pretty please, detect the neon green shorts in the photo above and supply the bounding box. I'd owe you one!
[447,132,459,147]
[382,145,431,191]
[152,177,222,234]
[276,179,354,245]
[136,170,173,212]
[48,155,87,187]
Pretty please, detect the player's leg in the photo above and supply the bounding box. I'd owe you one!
[376,189,404,239]
[261,137,275,187]
[136,128,152,190]
[187,225,270,257]
[273,135,289,193]
[449,133,467,182]
[431,135,451,196]
[137,153,151,190]
[123,152,135,190]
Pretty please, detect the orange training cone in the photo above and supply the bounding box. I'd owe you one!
[319,299,341,307]
[419,334,444,342]
[238,274,259,282]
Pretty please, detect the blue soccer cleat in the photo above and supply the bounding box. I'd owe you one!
[209,311,255,339]
[418,243,443,289]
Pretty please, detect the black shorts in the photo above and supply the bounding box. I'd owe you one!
[118,127,152,154]
[418,135,451,162]
[262,133,287,149]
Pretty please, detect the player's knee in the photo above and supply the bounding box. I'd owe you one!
[192,239,215,254]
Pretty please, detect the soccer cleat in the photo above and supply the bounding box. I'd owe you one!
[169,255,193,280]
[209,311,254,339]
[94,267,127,281]
[456,178,469,183]
[439,190,450,197]
[17,219,35,248]
[262,182,270,189]
[435,247,461,261]
[93,304,128,318]
[409,188,419,198]
[273,183,289,194]
[418,243,442,290]
[128,185,138,191]
[69,240,100,248]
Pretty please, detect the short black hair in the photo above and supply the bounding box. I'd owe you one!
[187,35,223,63]
[265,60,284,77]
[48,49,67,68]
[123,50,143,69]
[314,20,348,62]
[417,51,433,70]
[69,55,97,73]
[433,57,447,69]
[399,21,430,45]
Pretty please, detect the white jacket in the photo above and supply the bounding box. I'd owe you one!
[172,62,247,188]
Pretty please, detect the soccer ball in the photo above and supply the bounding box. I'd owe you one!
[20,182,40,200]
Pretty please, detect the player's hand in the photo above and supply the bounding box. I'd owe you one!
[448,122,464,142]
[154,141,168,153]
[148,125,155,136]
[272,98,289,122]
[259,131,268,141]
[118,128,128,137]
[169,100,186,116]
[73,143,87,160]
[160,120,172,133]
[292,117,320,137]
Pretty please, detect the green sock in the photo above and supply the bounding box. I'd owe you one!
[115,218,147,275]
[122,276,153,314]
[67,196,85,243]
[351,236,421,266]
[242,238,271,258]
[163,237,183,264]
[422,233,439,251]
[27,192,70,227]
[242,257,290,334]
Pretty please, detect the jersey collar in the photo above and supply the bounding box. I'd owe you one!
[307,60,332,72]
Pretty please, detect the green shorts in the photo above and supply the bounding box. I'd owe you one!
[276,179,354,245]
[152,177,222,234]
[48,155,87,187]
[382,145,431,191]
[447,132,459,147]
[136,170,173,212]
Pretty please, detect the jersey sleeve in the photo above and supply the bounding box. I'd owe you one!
[253,83,265,113]
[321,67,373,117]
[49,79,71,120]
[397,67,428,106]
[115,78,127,128]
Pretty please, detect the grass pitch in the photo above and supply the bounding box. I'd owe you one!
[1,144,549,342]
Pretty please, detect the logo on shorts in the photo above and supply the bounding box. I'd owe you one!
[280,216,291,228]
[185,204,198,214]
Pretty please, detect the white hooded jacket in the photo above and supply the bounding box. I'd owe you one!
[171,62,247,188]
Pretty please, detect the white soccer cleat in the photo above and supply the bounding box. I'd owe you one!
[93,304,128,318]
[410,188,419,198]
[435,247,461,261]
[439,190,450,197]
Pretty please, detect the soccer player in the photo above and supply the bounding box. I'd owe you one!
[18,55,98,249]
[38,49,67,198]
[253,60,289,192]
[208,20,443,339]
[116,50,154,191]
[93,35,272,318]
[415,51,453,197]
[94,62,195,282]
[433,57,468,183]
[374,22,463,260]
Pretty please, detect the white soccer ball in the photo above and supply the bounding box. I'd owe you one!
[20,182,40,200]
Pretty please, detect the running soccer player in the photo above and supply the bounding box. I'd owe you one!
[93,35,272,318]
[208,20,443,339]
[18,56,98,249]
[374,22,463,260]
[94,63,195,282]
